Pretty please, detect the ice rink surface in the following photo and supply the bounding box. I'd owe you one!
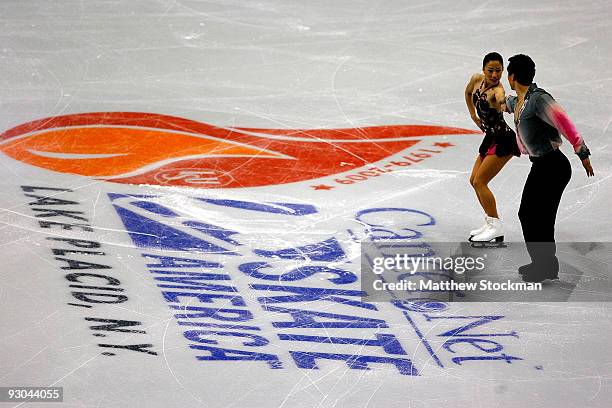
[1,1,611,407]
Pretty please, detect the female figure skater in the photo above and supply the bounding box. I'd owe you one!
[464,52,520,242]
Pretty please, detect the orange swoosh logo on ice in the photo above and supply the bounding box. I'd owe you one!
[1,125,283,177]
[0,112,479,188]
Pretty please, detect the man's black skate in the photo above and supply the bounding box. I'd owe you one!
[518,263,532,275]
[522,269,559,283]
[520,259,560,282]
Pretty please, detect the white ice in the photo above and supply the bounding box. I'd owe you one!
[1,1,611,407]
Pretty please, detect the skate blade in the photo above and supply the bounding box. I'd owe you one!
[470,236,506,248]
[522,275,559,283]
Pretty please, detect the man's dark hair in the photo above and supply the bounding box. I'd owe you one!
[507,54,536,85]
[483,52,503,69]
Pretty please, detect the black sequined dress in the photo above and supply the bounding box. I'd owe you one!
[473,83,520,157]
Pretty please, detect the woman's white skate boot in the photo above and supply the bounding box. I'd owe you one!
[468,215,488,241]
[471,216,505,247]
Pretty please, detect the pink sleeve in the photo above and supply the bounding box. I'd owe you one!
[537,95,584,152]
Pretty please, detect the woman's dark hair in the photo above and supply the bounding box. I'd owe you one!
[507,54,536,85]
[482,52,504,69]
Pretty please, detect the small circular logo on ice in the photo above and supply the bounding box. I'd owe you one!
[0,112,477,189]
[392,299,449,313]
[154,168,234,186]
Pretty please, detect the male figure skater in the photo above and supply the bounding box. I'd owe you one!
[505,54,594,283]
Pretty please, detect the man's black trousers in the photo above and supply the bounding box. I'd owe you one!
[518,149,572,272]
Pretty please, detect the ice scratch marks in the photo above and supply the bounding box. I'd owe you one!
[160,311,206,407]
[329,56,373,165]
[372,66,464,97]
[602,117,612,136]
[552,36,589,53]
[469,0,494,15]
[587,372,603,401]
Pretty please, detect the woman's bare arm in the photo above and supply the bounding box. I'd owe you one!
[465,73,483,130]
